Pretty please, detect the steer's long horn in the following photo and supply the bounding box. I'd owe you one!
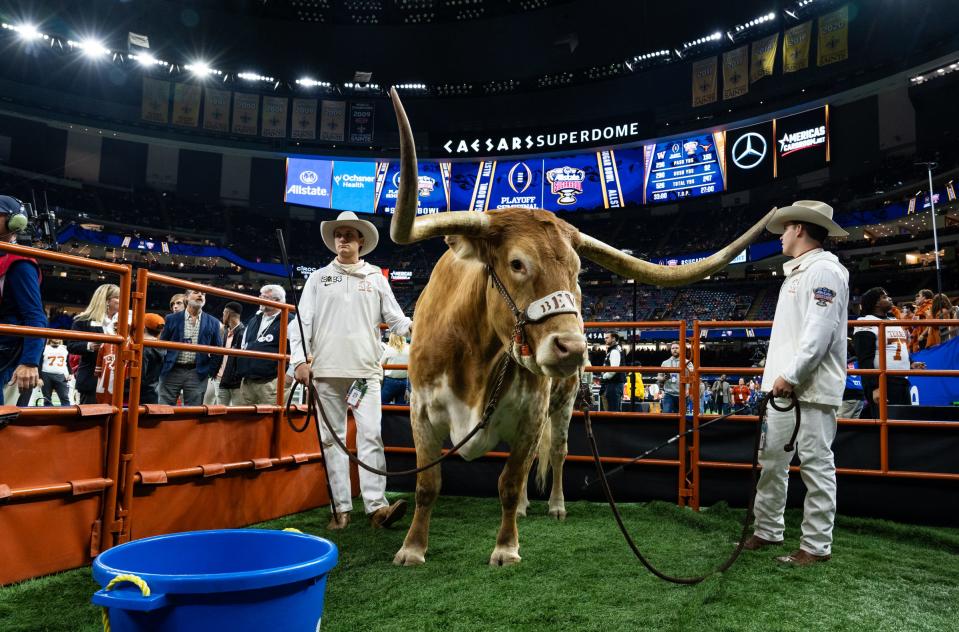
[390,87,490,244]
[577,207,777,287]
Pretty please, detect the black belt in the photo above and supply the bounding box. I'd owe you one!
[175,362,197,369]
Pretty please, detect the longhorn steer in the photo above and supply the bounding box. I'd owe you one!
[388,88,774,566]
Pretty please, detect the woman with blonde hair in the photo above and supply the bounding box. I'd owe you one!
[380,333,410,404]
[67,283,120,404]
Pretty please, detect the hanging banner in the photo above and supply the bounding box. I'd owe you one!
[723,46,749,100]
[907,197,917,215]
[817,4,849,66]
[291,98,318,140]
[691,57,718,107]
[947,181,956,202]
[141,77,170,124]
[349,102,375,143]
[203,87,231,132]
[172,83,201,127]
[261,96,288,138]
[232,92,260,135]
[783,21,812,73]
[319,100,346,142]
[750,33,778,83]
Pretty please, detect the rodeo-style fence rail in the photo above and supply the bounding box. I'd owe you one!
[0,245,329,585]
[383,317,959,510]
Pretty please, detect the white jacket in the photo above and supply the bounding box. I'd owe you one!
[761,248,849,407]
[290,259,412,379]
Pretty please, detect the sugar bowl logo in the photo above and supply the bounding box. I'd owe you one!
[391,173,437,198]
[546,166,585,205]
[507,162,533,194]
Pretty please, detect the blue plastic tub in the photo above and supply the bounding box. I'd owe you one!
[92,529,338,632]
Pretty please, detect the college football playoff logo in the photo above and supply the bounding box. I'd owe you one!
[507,162,533,194]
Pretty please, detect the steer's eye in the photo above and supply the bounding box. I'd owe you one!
[510,259,524,272]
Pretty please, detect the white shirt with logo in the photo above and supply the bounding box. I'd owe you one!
[853,315,911,371]
[290,259,412,379]
[761,248,849,407]
[42,344,70,377]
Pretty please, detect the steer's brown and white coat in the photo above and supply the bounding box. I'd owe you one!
[387,89,775,566]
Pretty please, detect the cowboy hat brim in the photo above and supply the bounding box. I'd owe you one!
[321,215,379,257]
[765,205,848,237]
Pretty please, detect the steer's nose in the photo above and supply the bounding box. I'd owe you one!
[550,332,587,363]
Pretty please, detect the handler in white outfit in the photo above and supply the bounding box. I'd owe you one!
[746,200,849,566]
[291,211,412,531]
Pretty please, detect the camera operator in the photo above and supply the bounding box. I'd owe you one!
[0,196,47,405]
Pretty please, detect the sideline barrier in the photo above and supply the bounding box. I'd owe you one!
[381,318,959,521]
[0,244,334,585]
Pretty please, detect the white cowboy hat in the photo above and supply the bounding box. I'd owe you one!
[320,211,379,257]
[765,200,848,237]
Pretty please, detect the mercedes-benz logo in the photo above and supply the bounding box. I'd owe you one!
[731,132,767,170]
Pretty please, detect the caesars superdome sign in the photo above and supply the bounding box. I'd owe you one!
[437,120,643,156]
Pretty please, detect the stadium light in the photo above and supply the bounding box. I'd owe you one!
[3,22,49,42]
[682,31,722,50]
[296,77,331,88]
[130,52,168,67]
[185,61,221,78]
[238,71,274,83]
[394,83,427,91]
[68,38,110,59]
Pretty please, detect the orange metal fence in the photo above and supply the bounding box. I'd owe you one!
[0,244,327,585]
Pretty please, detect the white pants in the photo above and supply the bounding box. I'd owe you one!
[753,400,838,557]
[314,377,388,515]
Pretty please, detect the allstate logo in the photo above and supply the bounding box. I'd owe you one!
[546,166,585,206]
[299,170,319,185]
[508,162,533,194]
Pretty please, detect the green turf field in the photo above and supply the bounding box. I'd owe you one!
[2,496,957,631]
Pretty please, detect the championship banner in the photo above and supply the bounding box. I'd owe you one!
[783,21,812,73]
[231,92,260,135]
[947,180,956,202]
[291,98,318,140]
[261,96,288,138]
[691,57,718,107]
[722,46,749,100]
[817,4,849,66]
[319,100,345,141]
[172,83,201,127]
[349,102,375,143]
[203,87,230,132]
[750,33,778,83]
[141,77,170,124]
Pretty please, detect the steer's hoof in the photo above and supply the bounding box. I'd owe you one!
[548,506,567,521]
[393,546,426,566]
[489,546,521,566]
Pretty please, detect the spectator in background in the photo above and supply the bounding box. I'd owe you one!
[158,289,222,406]
[601,332,626,412]
[212,302,245,406]
[839,341,865,420]
[657,342,691,414]
[169,293,186,314]
[380,333,410,404]
[910,289,935,352]
[853,287,925,418]
[39,339,71,406]
[0,195,47,406]
[236,285,291,406]
[931,294,959,344]
[711,374,732,415]
[68,284,119,405]
[140,314,166,405]
[732,377,750,410]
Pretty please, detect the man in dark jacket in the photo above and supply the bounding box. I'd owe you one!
[236,285,291,406]
[212,301,245,406]
[158,289,222,406]
[140,313,167,405]
[0,196,46,405]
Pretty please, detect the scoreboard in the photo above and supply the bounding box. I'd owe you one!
[642,133,726,203]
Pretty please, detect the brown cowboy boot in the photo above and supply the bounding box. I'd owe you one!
[776,549,831,566]
[369,499,408,529]
[326,512,350,531]
[742,534,784,550]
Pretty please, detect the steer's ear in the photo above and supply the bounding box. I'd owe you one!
[445,235,483,262]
